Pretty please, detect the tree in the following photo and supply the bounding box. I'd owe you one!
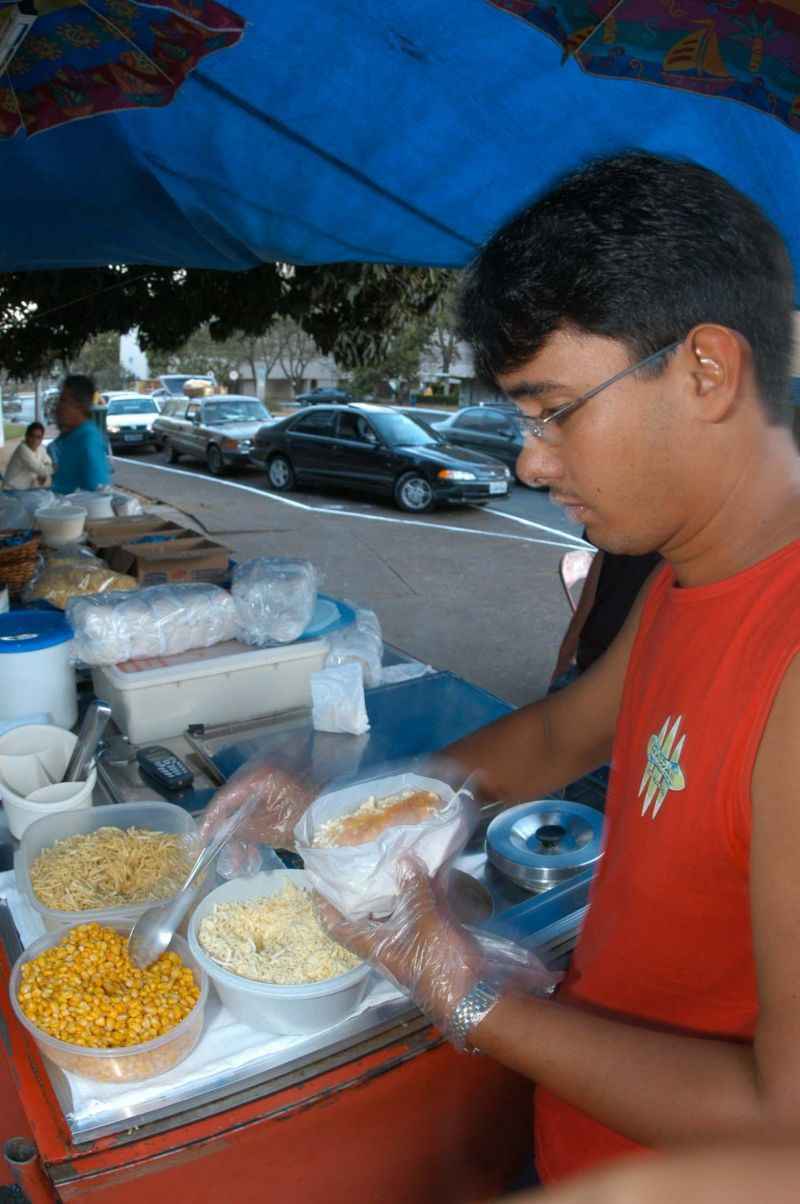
[0,263,450,380]
[422,276,462,377]
[272,319,320,392]
[146,325,252,387]
[67,331,134,391]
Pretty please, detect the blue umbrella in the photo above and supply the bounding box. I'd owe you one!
[0,0,798,291]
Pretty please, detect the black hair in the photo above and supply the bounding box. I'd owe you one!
[25,421,44,437]
[61,374,95,415]
[458,152,795,420]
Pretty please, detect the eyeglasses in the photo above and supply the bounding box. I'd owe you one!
[512,339,684,440]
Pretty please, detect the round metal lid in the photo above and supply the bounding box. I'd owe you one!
[486,799,604,891]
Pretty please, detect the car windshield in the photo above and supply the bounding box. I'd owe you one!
[203,401,269,424]
[370,412,441,447]
[107,398,158,415]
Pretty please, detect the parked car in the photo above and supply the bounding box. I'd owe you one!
[153,394,274,475]
[292,388,354,406]
[103,393,161,452]
[431,405,524,471]
[250,403,512,512]
[1,396,22,417]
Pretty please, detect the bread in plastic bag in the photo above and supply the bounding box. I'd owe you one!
[0,494,31,531]
[111,493,143,517]
[295,771,473,919]
[325,607,383,687]
[22,545,138,609]
[232,556,319,645]
[311,662,370,736]
[67,582,239,666]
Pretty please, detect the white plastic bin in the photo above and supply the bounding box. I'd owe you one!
[91,637,329,742]
[188,870,371,1035]
[0,612,77,729]
[15,800,198,931]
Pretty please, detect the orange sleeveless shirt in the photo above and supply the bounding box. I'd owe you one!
[535,541,800,1183]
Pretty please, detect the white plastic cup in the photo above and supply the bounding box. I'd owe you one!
[0,725,95,839]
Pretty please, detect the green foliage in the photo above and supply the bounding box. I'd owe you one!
[0,263,452,380]
[67,331,134,391]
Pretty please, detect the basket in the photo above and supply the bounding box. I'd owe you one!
[0,529,41,595]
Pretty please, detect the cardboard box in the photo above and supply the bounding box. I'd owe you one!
[87,516,191,549]
[109,535,230,586]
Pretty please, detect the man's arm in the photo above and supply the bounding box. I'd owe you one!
[442,570,649,803]
[471,653,800,1148]
[551,550,603,682]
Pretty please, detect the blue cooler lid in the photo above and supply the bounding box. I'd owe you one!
[0,611,73,653]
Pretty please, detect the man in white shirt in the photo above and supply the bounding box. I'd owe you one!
[2,422,52,490]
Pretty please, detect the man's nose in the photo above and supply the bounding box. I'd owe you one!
[515,437,560,488]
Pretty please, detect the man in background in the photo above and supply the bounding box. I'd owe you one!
[51,375,111,494]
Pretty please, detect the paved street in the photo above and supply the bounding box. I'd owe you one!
[110,446,587,707]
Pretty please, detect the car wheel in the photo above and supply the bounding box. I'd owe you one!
[166,439,181,464]
[395,472,434,513]
[207,444,226,477]
[267,454,295,491]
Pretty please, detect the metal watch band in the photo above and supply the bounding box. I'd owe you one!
[448,980,500,1053]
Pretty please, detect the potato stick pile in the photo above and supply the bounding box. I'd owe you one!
[29,827,193,912]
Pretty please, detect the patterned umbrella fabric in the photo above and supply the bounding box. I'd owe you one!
[0,0,244,137]
[489,1,800,133]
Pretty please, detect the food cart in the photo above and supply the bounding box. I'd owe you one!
[0,519,594,1203]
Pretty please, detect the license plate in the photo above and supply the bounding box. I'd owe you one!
[489,481,508,495]
[123,432,143,442]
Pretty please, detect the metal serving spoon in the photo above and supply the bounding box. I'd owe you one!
[127,795,260,969]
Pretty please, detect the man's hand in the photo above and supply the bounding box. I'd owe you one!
[317,859,558,1044]
[199,758,314,871]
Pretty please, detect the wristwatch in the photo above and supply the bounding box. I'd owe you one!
[448,980,501,1053]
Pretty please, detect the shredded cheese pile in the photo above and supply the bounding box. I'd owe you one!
[197,884,360,985]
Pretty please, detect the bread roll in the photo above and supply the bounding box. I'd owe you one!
[315,789,442,848]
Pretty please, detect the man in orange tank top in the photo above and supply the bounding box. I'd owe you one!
[312,152,800,1184]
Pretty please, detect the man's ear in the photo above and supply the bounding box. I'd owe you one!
[684,324,748,423]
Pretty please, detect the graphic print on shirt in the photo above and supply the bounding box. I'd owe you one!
[639,714,686,819]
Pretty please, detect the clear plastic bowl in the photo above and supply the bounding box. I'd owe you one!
[10,925,208,1083]
[15,801,198,932]
[188,870,371,1036]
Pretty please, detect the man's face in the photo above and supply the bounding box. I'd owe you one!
[498,329,690,556]
[25,428,43,450]
[56,389,83,433]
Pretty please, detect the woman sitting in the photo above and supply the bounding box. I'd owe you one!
[2,422,53,490]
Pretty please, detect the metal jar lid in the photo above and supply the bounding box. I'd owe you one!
[486,799,604,892]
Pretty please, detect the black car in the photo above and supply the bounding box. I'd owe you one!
[293,388,354,406]
[153,395,274,475]
[431,406,525,475]
[251,404,512,512]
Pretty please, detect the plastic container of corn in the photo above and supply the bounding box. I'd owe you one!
[9,924,208,1083]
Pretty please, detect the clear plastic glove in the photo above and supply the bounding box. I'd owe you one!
[199,758,315,875]
[316,856,559,1048]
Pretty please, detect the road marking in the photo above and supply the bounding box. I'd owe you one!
[483,507,590,547]
[113,458,585,550]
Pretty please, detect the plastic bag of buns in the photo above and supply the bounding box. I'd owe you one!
[22,545,137,610]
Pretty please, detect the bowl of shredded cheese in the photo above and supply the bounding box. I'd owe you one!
[16,801,198,932]
[188,870,371,1035]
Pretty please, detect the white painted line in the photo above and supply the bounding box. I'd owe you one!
[483,507,591,547]
[113,458,584,550]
